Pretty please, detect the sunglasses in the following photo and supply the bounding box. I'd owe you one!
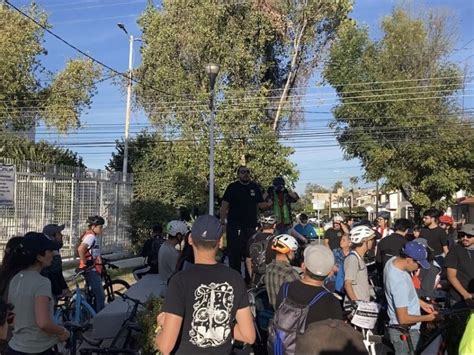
[458,233,474,239]
[239,170,250,174]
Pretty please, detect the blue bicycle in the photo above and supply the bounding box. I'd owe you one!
[55,268,96,324]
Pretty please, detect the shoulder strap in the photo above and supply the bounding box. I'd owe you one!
[308,290,328,307]
[283,282,290,298]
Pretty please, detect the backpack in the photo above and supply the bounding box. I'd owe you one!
[267,283,328,355]
[147,238,164,268]
[249,233,273,276]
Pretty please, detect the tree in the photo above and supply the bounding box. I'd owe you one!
[324,8,474,215]
[293,182,329,212]
[0,135,84,167]
[0,3,101,132]
[332,181,343,192]
[107,131,156,174]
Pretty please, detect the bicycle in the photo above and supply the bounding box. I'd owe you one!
[55,268,97,324]
[100,258,131,304]
[79,293,144,355]
[62,321,101,355]
[389,305,472,355]
[345,301,393,355]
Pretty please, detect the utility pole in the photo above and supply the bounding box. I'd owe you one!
[375,180,379,217]
[117,23,139,182]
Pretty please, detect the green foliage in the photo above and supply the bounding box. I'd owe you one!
[323,7,474,212]
[0,3,101,132]
[293,182,329,212]
[332,181,343,192]
[137,296,162,355]
[107,131,156,174]
[0,135,84,167]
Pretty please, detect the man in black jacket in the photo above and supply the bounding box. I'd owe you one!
[41,224,70,300]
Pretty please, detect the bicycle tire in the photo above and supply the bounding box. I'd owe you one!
[104,279,131,303]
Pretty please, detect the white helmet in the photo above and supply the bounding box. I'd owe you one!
[166,220,188,237]
[260,214,276,225]
[349,225,375,244]
[271,234,299,254]
[333,215,344,223]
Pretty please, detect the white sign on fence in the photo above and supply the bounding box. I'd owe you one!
[0,164,15,207]
[312,199,325,211]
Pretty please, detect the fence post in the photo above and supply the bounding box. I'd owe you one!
[69,171,75,250]
[114,180,119,244]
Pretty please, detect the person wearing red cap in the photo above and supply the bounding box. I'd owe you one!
[439,214,457,247]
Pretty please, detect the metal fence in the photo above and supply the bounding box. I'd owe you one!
[0,159,133,259]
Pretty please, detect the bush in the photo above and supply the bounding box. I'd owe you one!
[137,296,163,355]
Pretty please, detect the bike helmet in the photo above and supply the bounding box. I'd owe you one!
[439,214,454,225]
[271,234,298,254]
[333,215,344,223]
[87,215,105,226]
[349,225,375,244]
[259,214,277,225]
[166,220,188,237]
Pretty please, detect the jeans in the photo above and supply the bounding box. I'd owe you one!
[226,222,255,278]
[85,271,105,312]
[388,328,420,354]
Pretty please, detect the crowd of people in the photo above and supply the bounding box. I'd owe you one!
[0,165,473,355]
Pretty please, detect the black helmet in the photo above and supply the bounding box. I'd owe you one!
[87,215,105,226]
[272,176,285,187]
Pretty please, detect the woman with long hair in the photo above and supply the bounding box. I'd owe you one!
[0,236,26,301]
[77,216,106,312]
[2,233,69,354]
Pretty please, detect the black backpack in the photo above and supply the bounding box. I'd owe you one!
[267,283,328,355]
[249,233,273,276]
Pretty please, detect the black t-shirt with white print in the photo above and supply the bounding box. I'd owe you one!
[163,263,249,355]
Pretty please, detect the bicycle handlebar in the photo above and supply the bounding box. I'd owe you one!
[116,292,145,307]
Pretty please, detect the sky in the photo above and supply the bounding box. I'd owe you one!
[9,0,474,194]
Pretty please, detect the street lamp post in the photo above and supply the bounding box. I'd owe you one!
[205,63,220,216]
[117,23,136,182]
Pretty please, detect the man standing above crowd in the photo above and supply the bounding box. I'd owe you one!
[384,241,438,353]
[265,176,299,235]
[220,166,271,276]
[420,208,449,262]
[155,215,255,355]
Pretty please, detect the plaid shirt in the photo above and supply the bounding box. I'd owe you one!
[265,260,300,308]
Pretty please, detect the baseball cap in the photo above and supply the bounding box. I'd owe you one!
[303,244,335,276]
[459,224,474,235]
[42,224,65,238]
[402,241,430,269]
[295,319,367,355]
[23,232,58,255]
[191,215,223,241]
[413,238,434,252]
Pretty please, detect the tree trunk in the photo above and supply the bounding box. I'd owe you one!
[272,19,307,132]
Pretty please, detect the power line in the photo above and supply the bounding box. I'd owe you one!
[4,0,185,100]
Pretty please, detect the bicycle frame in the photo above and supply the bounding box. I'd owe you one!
[55,271,96,324]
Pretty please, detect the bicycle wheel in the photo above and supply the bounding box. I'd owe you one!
[104,279,131,303]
